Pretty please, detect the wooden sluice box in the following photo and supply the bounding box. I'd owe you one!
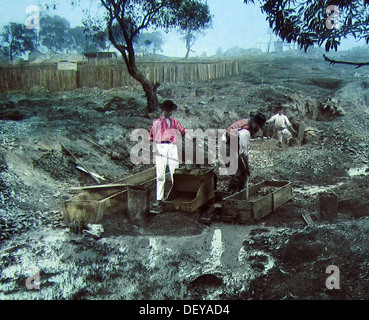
[221,180,292,223]
[63,167,157,227]
[162,167,215,213]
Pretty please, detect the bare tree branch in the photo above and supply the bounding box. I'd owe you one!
[323,54,369,69]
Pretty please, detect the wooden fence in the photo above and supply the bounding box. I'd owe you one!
[0,59,251,93]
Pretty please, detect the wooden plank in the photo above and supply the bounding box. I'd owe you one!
[69,183,130,191]
[61,142,102,183]
[252,193,273,221]
[239,203,252,222]
[221,205,238,222]
[117,167,156,185]
[272,182,292,211]
[69,167,156,191]
[302,212,316,227]
[95,190,127,222]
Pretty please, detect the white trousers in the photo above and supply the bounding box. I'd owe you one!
[155,143,179,201]
[276,128,292,144]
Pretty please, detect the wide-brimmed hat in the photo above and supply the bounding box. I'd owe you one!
[250,111,267,127]
[160,100,178,112]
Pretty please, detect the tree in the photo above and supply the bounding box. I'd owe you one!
[177,0,212,59]
[1,23,37,61]
[180,31,196,59]
[244,0,369,63]
[69,26,108,53]
[134,31,165,55]
[83,0,212,113]
[39,14,73,53]
[68,26,86,53]
[216,47,223,56]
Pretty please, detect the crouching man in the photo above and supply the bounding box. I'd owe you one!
[225,111,267,193]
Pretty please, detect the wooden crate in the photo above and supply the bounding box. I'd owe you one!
[162,167,215,213]
[63,167,157,226]
[63,189,127,225]
[221,180,292,223]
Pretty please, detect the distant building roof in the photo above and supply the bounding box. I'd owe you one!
[83,52,118,59]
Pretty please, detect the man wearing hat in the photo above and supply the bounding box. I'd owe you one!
[266,107,297,147]
[225,111,267,193]
[149,100,186,207]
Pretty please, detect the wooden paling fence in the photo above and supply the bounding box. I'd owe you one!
[0,59,251,93]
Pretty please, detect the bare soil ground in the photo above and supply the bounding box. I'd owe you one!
[0,53,369,300]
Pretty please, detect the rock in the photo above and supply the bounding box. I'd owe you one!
[82,224,104,239]
[335,106,346,116]
[319,97,346,119]
[316,190,338,222]
[303,126,320,144]
[28,86,50,96]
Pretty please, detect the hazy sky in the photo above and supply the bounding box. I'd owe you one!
[0,0,365,58]
[165,0,271,57]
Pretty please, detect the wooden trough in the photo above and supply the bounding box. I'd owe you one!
[162,167,215,213]
[221,180,292,223]
[63,167,157,228]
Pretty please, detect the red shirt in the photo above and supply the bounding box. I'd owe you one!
[149,116,185,144]
[226,118,251,137]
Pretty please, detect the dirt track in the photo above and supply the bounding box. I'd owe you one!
[0,52,369,299]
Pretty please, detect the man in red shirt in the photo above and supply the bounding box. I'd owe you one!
[149,100,186,207]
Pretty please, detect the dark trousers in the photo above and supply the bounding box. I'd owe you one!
[228,153,250,193]
[222,135,251,193]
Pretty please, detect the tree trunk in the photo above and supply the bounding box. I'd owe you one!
[115,47,160,113]
[127,63,160,113]
[184,32,194,60]
[141,77,160,114]
[184,48,190,59]
[107,22,160,113]
[184,36,191,59]
[10,39,14,62]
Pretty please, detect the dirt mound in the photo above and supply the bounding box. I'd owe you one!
[239,219,369,299]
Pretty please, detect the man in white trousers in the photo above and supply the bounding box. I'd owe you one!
[149,100,186,208]
[266,107,297,147]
